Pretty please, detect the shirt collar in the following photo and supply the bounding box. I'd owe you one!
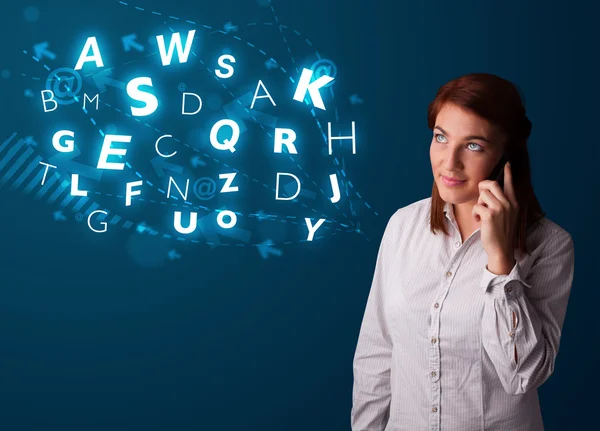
[443,200,454,222]
[442,200,483,243]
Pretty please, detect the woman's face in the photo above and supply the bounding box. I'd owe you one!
[430,102,505,205]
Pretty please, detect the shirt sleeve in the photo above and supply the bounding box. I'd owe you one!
[351,212,399,431]
[480,230,575,395]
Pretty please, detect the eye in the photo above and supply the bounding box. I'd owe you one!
[467,142,483,152]
[434,133,446,143]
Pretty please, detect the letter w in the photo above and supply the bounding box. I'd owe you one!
[156,30,196,66]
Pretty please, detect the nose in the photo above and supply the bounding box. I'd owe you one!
[443,147,463,171]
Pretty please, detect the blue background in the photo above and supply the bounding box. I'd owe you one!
[0,0,596,429]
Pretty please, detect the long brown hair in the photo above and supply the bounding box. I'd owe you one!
[428,73,545,256]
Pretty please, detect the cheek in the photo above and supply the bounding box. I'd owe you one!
[429,142,440,166]
[469,160,495,181]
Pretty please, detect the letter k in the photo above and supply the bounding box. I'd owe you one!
[293,68,335,110]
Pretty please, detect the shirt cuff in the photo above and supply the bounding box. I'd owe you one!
[480,259,532,299]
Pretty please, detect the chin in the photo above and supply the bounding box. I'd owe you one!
[437,182,473,203]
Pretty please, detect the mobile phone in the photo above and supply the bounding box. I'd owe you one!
[488,156,507,189]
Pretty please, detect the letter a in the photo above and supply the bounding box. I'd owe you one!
[250,80,276,109]
[74,36,104,70]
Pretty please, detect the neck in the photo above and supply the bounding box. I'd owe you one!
[452,201,481,242]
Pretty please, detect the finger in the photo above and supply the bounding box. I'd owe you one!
[479,179,510,209]
[472,203,491,222]
[478,180,511,210]
[479,189,504,212]
[482,184,510,210]
[503,162,518,208]
[477,180,491,206]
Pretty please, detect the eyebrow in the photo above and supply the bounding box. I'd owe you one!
[434,126,492,144]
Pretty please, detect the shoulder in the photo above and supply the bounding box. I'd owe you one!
[387,196,431,226]
[382,196,431,239]
[529,216,572,243]
[524,216,574,260]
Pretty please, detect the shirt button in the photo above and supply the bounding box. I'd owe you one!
[432,406,438,413]
[434,303,439,308]
[454,241,461,248]
[446,271,452,277]
[509,331,515,338]
[431,371,437,377]
[431,337,437,344]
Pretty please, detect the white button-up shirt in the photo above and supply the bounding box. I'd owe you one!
[351,197,575,431]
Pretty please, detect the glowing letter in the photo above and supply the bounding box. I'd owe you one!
[181,92,202,115]
[274,128,297,154]
[293,68,334,110]
[97,135,132,170]
[328,121,356,155]
[210,119,240,153]
[38,162,57,185]
[126,77,158,116]
[167,176,190,201]
[83,93,99,110]
[329,173,340,203]
[126,180,143,206]
[250,79,276,109]
[52,130,75,153]
[219,173,238,193]
[155,134,176,158]
[88,210,108,233]
[174,211,197,234]
[217,210,237,229]
[156,30,196,66]
[275,172,301,201]
[216,54,236,78]
[74,36,104,70]
[305,218,326,241]
[41,90,57,112]
[70,174,88,197]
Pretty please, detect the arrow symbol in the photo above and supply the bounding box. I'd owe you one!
[121,34,144,52]
[53,210,67,221]
[91,69,125,93]
[190,155,206,168]
[349,93,364,105]
[151,156,184,178]
[253,210,276,222]
[257,239,283,260]
[255,209,269,221]
[197,213,221,249]
[196,212,252,249]
[24,136,38,147]
[48,146,103,181]
[167,249,181,260]
[223,21,238,33]
[33,41,56,60]
[222,91,279,134]
[265,58,279,70]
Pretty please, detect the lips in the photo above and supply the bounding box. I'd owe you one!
[442,175,466,185]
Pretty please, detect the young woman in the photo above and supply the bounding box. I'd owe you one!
[351,73,575,431]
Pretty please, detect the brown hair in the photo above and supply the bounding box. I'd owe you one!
[428,73,545,256]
